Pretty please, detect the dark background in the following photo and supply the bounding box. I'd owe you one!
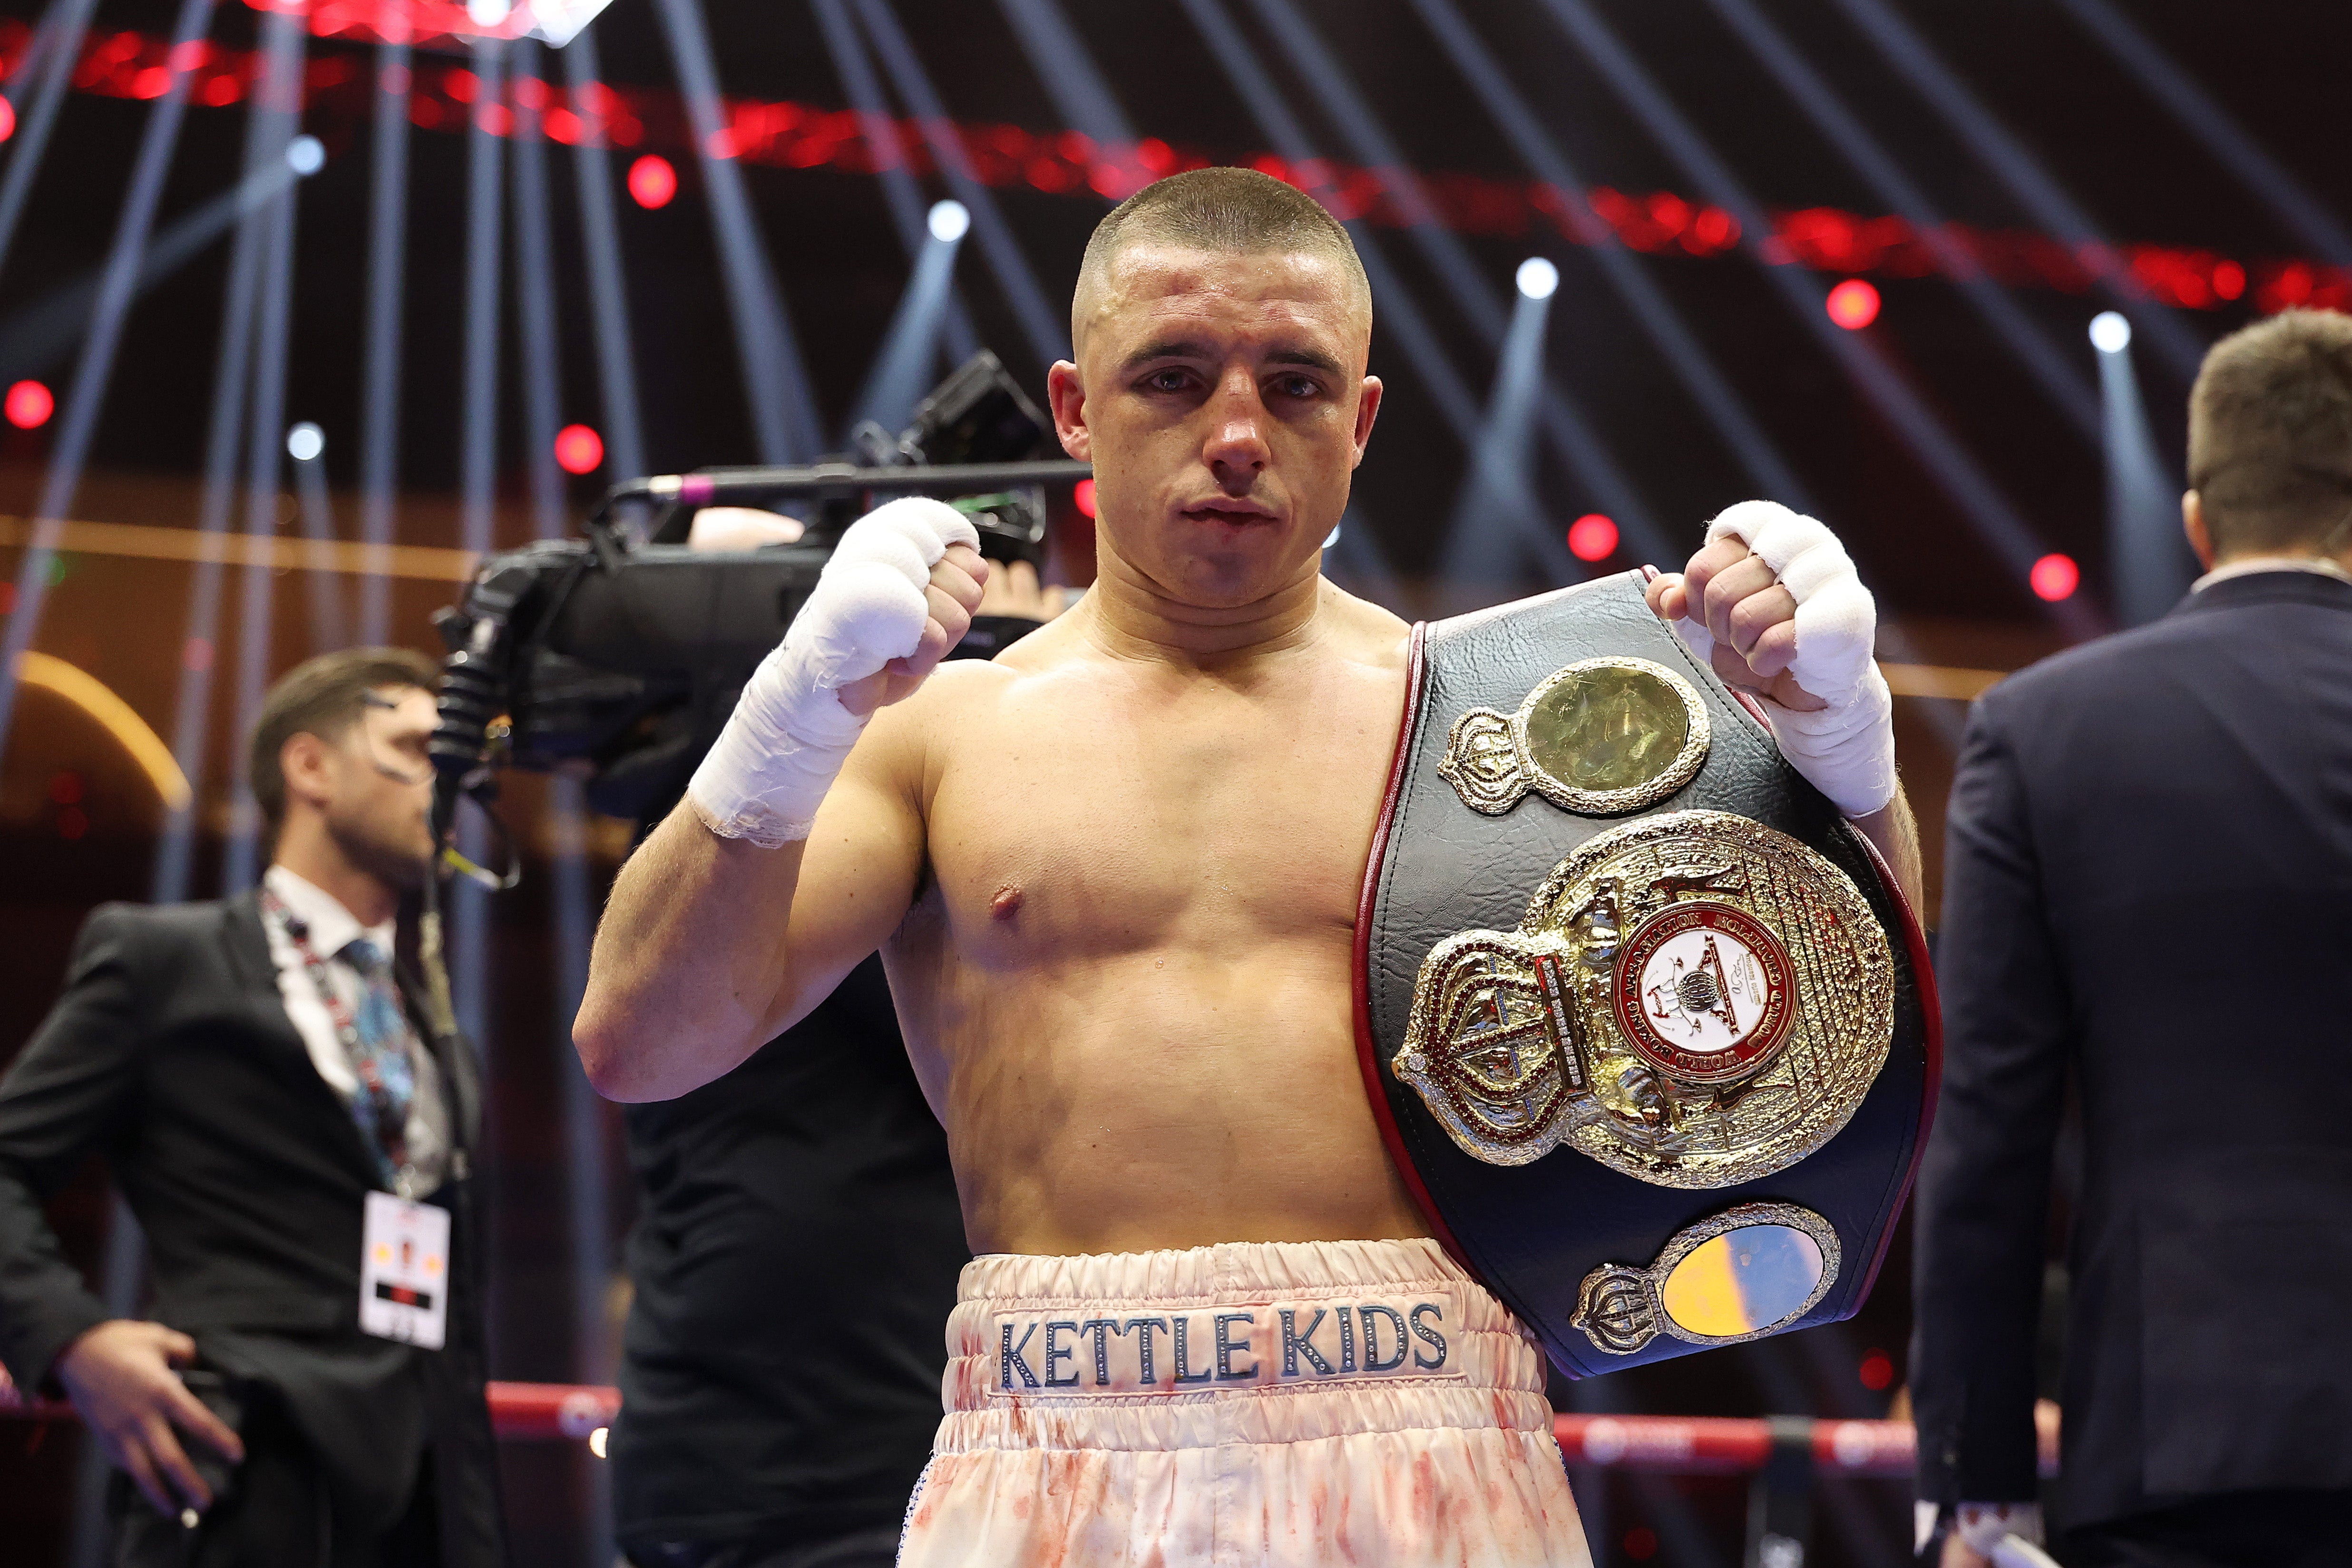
[0,0,2336,1562]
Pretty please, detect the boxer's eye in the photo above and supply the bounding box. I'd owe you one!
[1140,368,1195,394]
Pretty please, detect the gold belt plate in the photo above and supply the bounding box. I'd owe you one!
[1437,656,1710,817]
[1391,810,1896,1189]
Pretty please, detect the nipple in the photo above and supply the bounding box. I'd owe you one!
[990,884,1024,921]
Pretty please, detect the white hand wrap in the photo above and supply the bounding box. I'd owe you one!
[686,497,978,847]
[1672,500,1897,818]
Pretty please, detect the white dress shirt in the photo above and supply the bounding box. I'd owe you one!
[260,865,451,1198]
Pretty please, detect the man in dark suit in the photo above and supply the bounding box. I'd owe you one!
[1913,309,2352,1567]
[0,648,506,1566]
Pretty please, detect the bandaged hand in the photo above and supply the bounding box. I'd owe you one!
[1644,500,1896,818]
[687,497,985,847]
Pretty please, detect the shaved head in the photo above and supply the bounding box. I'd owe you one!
[1073,167,1372,351]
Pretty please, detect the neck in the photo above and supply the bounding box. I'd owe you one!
[273,819,399,928]
[1082,537,1329,666]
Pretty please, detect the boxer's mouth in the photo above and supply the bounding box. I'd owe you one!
[1179,499,1279,526]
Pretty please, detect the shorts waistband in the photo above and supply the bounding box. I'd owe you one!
[937,1239,1554,1452]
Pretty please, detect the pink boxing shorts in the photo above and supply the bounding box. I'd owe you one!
[897,1237,1591,1567]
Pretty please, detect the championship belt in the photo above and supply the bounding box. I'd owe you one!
[1353,572,1939,1376]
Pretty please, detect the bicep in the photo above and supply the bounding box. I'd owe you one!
[1939,716,2072,1097]
[762,716,930,1036]
[0,909,146,1188]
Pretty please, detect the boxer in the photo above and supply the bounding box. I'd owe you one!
[577,167,1918,1568]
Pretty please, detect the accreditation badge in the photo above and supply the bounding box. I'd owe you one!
[1353,573,1938,1377]
[360,1190,451,1350]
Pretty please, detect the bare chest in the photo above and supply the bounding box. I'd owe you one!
[924,659,1406,959]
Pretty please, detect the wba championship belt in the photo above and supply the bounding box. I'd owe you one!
[1353,572,1939,1376]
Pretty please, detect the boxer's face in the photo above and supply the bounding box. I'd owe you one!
[1052,243,1381,609]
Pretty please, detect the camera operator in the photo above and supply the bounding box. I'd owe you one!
[0,649,504,1566]
[611,508,1064,1568]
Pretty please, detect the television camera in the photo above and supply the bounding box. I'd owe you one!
[422,351,1088,860]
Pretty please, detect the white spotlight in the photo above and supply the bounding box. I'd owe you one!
[2089,311,2132,354]
[286,136,325,176]
[286,422,325,463]
[927,200,971,244]
[1323,524,1342,548]
[1515,256,1559,301]
[467,0,513,25]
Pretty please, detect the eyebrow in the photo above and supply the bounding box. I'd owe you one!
[1120,339,1347,378]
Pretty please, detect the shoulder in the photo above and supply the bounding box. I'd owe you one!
[61,899,233,995]
[1977,616,2190,726]
[75,897,230,950]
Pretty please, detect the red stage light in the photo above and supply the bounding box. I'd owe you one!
[5,380,53,429]
[48,771,84,805]
[1623,1527,1659,1561]
[1826,278,1880,331]
[554,424,604,475]
[183,636,212,672]
[0,97,16,144]
[2030,553,2079,602]
[1074,478,1096,518]
[1859,1349,1894,1391]
[628,154,677,210]
[1567,513,1618,563]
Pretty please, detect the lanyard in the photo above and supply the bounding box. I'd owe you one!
[262,889,416,1197]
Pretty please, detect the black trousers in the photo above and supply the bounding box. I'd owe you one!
[2066,1490,2352,1568]
[108,1389,441,1568]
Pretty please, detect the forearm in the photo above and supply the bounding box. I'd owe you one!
[1851,782,1924,913]
[0,1168,114,1389]
[575,800,810,1101]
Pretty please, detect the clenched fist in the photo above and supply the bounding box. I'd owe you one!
[1644,500,1896,821]
[1645,534,1827,712]
[837,537,988,718]
[687,497,986,847]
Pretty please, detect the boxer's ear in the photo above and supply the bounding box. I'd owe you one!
[1048,361,1091,462]
[1349,376,1384,467]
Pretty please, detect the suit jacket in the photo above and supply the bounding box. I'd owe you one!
[1912,570,2352,1528]
[0,890,506,1560]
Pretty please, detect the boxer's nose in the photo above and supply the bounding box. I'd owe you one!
[1204,366,1269,488]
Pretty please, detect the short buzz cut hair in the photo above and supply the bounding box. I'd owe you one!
[249,646,439,838]
[1074,166,1371,334]
[2189,308,2352,556]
